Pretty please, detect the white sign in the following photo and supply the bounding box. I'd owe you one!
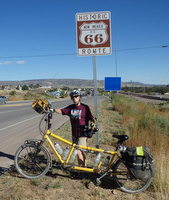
[76,11,111,56]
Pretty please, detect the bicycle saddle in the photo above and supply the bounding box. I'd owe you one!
[112,134,129,142]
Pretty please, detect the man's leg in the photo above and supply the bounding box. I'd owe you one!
[77,137,87,167]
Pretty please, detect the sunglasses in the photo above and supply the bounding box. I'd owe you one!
[71,95,79,99]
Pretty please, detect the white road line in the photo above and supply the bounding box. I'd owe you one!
[0,115,40,132]
[0,108,28,114]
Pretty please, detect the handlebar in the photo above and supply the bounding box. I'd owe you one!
[44,110,53,129]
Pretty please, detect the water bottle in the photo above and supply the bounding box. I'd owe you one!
[104,156,110,168]
[69,150,78,164]
[54,142,63,155]
[94,153,101,168]
[63,147,70,160]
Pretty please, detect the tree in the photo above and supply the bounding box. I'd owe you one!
[61,86,70,91]
[34,84,41,88]
[49,88,58,92]
[29,84,34,89]
[22,85,29,90]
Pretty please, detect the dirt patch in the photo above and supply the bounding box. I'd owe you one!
[0,168,157,200]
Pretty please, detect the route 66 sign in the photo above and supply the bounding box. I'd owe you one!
[76,11,111,56]
[79,22,108,46]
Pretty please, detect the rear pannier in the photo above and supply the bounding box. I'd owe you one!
[122,146,154,179]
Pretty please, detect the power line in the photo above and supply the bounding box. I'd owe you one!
[0,53,76,59]
[0,44,168,59]
[115,45,169,52]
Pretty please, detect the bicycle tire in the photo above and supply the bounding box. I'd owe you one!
[14,143,51,179]
[111,159,153,193]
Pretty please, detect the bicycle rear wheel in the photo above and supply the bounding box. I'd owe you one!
[112,159,153,193]
[14,143,51,179]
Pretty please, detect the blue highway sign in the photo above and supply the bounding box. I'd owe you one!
[104,77,121,91]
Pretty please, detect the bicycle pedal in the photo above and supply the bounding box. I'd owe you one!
[96,178,101,186]
[0,167,9,176]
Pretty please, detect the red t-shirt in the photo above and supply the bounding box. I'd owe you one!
[61,103,94,138]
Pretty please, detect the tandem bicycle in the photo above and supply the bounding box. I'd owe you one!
[14,99,154,194]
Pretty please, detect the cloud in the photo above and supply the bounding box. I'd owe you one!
[16,60,26,64]
[0,61,12,65]
[2,61,12,65]
[0,60,26,65]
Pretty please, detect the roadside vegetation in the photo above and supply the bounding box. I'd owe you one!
[0,85,95,101]
[0,94,169,199]
[122,85,169,94]
[109,94,169,200]
[0,89,53,101]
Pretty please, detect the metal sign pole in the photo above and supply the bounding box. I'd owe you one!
[92,56,99,148]
[76,11,112,148]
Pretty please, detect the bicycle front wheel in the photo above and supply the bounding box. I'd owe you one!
[14,143,51,179]
[112,159,153,193]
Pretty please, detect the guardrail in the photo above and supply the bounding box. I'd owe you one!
[120,92,169,102]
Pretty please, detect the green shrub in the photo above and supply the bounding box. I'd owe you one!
[9,91,17,96]
[136,112,169,135]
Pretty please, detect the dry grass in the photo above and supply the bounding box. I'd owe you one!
[0,89,54,101]
[110,94,169,200]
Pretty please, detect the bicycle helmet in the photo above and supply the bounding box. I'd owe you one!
[69,90,81,97]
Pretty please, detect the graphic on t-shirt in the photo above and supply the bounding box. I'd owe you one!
[71,109,82,119]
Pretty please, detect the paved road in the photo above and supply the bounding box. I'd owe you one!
[0,96,102,169]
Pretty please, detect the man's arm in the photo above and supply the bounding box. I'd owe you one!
[53,105,71,115]
[54,109,62,114]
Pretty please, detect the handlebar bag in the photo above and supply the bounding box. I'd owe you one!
[32,99,49,114]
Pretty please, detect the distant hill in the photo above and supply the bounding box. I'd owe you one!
[0,79,162,88]
[0,79,104,88]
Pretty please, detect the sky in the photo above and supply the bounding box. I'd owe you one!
[0,0,169,85]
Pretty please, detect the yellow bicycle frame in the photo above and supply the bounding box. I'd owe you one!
[43,129,119,173]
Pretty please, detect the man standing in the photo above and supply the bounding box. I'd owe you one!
[53,90,94,166]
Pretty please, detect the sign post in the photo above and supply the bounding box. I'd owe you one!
[92,55,99,147]
[76,11,111,147]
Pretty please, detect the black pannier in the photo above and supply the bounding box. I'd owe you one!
[122,146,154,179]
